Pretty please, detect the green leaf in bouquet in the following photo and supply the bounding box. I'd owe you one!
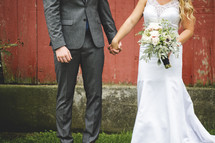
[157,59,161,65]
[161,55,167,59]
[157,52,161,59]
[161,53,167,57]
[146,32,150,36]
[148,53,152,60]
[169,46,174,51]
[154,45,159,51]
[160,36,166,41]
[143,49,150,54]
[164,46,169,51]
[140,55,144,60]
[159,49,163,55]
[136,31,144,36]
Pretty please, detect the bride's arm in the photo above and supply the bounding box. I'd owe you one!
[111,0,147,49]
[178,16,195,44]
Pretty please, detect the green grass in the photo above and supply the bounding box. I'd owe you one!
[0,130,132,143]
[0,130,214,143]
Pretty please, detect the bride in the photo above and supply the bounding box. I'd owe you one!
[109,0,215,142]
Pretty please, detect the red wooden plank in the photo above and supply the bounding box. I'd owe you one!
[0,0,18,83]
[102,0,117,83]
[114,0,135,84]
[16,0,37,84]
[212,1,215,84]
[37,0,56,84]
[182,30,194,85]
[213,1,215,84]
[191,0,214,85]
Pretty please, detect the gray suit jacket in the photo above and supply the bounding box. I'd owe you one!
[43,0,117,50]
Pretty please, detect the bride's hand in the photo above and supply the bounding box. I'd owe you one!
[108,39,122,55]
[168,52,172,59]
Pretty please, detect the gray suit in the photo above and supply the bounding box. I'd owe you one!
[43,0,117,50]
[43,0,117,143]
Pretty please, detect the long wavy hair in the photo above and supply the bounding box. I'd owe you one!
[178,0,196,22]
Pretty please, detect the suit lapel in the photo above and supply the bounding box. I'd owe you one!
[82,0,86,4]
[82,0,88,5]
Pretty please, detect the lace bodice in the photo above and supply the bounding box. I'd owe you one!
[144,0,180,30]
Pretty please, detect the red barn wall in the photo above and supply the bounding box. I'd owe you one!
[0,0,214,85]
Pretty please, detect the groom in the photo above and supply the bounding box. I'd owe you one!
[43,0,121,143]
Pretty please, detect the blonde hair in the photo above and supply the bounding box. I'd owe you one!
[179,0,196,22]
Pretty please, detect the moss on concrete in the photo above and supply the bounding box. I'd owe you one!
[0,85,214,132]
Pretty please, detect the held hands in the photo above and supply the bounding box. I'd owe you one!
[108,39,122,55]
[56,46,72,63]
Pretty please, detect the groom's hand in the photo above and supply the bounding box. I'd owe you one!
[56,46,72,63]
[108,45,120,55]
[108,42,122,55]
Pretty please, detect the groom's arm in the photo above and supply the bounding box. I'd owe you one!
[98,0,117,44]
[43,0,66,50]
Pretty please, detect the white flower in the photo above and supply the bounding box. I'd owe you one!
[166,35,172,42]
[150,31,159,38]
[162,32,167,37]
[141,34,151,44]
[147,22,162,30]
[151,37,160,46]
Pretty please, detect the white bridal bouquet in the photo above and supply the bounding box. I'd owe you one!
[138,19,180,69]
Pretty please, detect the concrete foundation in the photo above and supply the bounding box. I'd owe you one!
[0,85,214,132]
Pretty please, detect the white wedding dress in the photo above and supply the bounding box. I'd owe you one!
[131,0,215,143]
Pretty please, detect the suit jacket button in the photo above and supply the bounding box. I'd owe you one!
[83,19,86,21]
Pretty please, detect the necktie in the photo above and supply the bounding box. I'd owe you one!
[86,20,89,30]
[85,0,89,30]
